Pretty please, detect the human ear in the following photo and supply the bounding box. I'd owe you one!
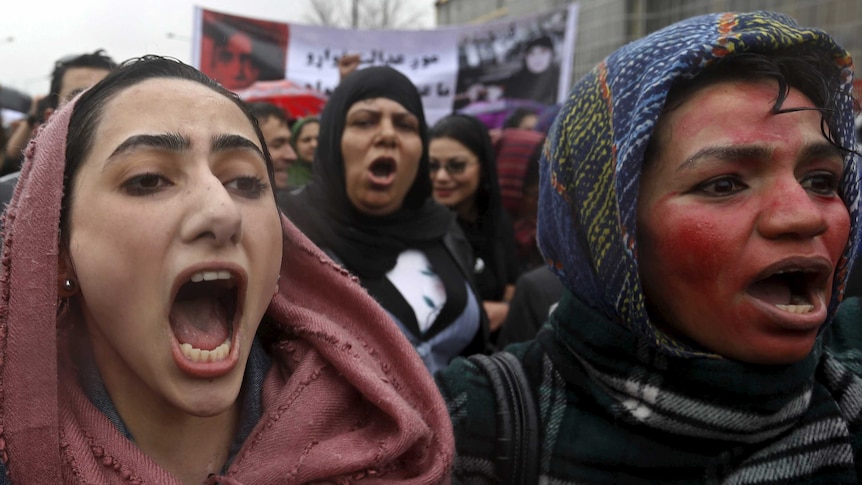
[57,248,78,298]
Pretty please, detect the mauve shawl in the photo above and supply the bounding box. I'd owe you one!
[0,96,454,483]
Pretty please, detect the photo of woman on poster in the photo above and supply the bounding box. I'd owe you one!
[200,10,289,92]
[502,34,560,105]
[453,9,568,127]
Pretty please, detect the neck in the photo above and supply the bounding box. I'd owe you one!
[83,325,242,485]
[455,197,478,222]
[121,395,240,484]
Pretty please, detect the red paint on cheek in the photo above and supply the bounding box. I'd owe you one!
[647,205,734,284]
[640,202,750,332]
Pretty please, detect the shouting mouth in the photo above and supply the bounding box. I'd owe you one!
[368,157,396,187]
[745,258,832,319]
[169,268,243,376]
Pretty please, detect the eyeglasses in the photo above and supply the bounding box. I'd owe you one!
[429,160,477,176]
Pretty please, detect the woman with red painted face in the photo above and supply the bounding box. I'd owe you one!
[0,56,453,484]
[437,11,862,484]
[282,66,491,376]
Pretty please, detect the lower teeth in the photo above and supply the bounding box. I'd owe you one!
[775,304,814,314]
[180,339,231,362]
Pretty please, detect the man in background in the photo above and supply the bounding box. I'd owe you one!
[247,101,297,194]
[2,50,116,176]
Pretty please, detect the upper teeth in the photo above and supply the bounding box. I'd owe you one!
[190,270,232,283]
[773,269,814,275]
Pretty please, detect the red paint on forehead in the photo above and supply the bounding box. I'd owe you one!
[668,81,823,159]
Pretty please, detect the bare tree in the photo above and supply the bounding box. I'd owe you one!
[304,0,349,27]
[305,0,428,29]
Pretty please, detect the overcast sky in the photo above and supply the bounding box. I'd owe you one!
[1,0,435,97]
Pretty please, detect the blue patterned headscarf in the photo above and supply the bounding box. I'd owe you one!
[537,11,859,356]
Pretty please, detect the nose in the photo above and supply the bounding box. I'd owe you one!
[285,143,298,162]
[235,61,250,82]
[182,172,243,246]
[375,117,397,147]
[431,165,452,183]
[757,178,827,240]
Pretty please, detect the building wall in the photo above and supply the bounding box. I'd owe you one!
[436,0,862,85]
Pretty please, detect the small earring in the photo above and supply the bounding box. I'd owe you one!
[63,278,77,292]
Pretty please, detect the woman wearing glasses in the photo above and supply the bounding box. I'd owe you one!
[429,114,520,334]
[283,66,490,374]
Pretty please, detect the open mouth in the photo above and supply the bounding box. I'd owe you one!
[368,157,396,185]
[169,270,238,363]
[745,261,830,315]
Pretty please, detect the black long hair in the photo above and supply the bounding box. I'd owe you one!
[429,113,501,228]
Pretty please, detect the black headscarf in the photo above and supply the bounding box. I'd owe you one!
[430,114,509,299]
[504,35,560,106]
[283,66,452,279]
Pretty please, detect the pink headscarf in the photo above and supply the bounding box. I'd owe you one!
[0,93,453,483]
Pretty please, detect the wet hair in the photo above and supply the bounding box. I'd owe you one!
[48,49,117,110]
[61,55,275,240]
[645,45,853,166]
[429,113,500,222]
[247,101,290,125]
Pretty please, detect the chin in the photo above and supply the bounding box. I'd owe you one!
[726,339,818,366]
[173,367,245,417]
[178,385,242,417]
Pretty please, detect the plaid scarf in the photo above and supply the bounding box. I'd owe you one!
[440,292,862,484]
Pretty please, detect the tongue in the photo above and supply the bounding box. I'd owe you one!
[747,277,791,306]
[169,296,229,350]
[368,163,394,185]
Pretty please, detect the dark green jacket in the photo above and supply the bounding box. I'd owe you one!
[437,293,862,484]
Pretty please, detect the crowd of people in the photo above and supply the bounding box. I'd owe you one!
[0,9,860,485]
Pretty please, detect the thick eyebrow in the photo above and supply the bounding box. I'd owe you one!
[105,132,264,165]
[211,133,264,158]
[107,132,190,161]
[797,141,845,165]
[676,141,843,172]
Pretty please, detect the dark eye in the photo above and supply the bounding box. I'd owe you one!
[123,173,171,196]
[448,161,468,175]
[397,118,419,132]
[429,161,441,173]
[225,176,268,199]
[801,172,839,196]
[350,117,373,128]
[694,176,746,197]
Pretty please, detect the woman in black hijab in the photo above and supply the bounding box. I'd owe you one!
[283,66,489,374]
[504,34,560,106]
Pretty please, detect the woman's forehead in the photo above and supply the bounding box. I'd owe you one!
[94,78,258,147]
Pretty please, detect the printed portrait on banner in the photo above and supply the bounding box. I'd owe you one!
[198,10,289,92]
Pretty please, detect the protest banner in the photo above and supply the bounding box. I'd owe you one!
[191,3,579,126]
